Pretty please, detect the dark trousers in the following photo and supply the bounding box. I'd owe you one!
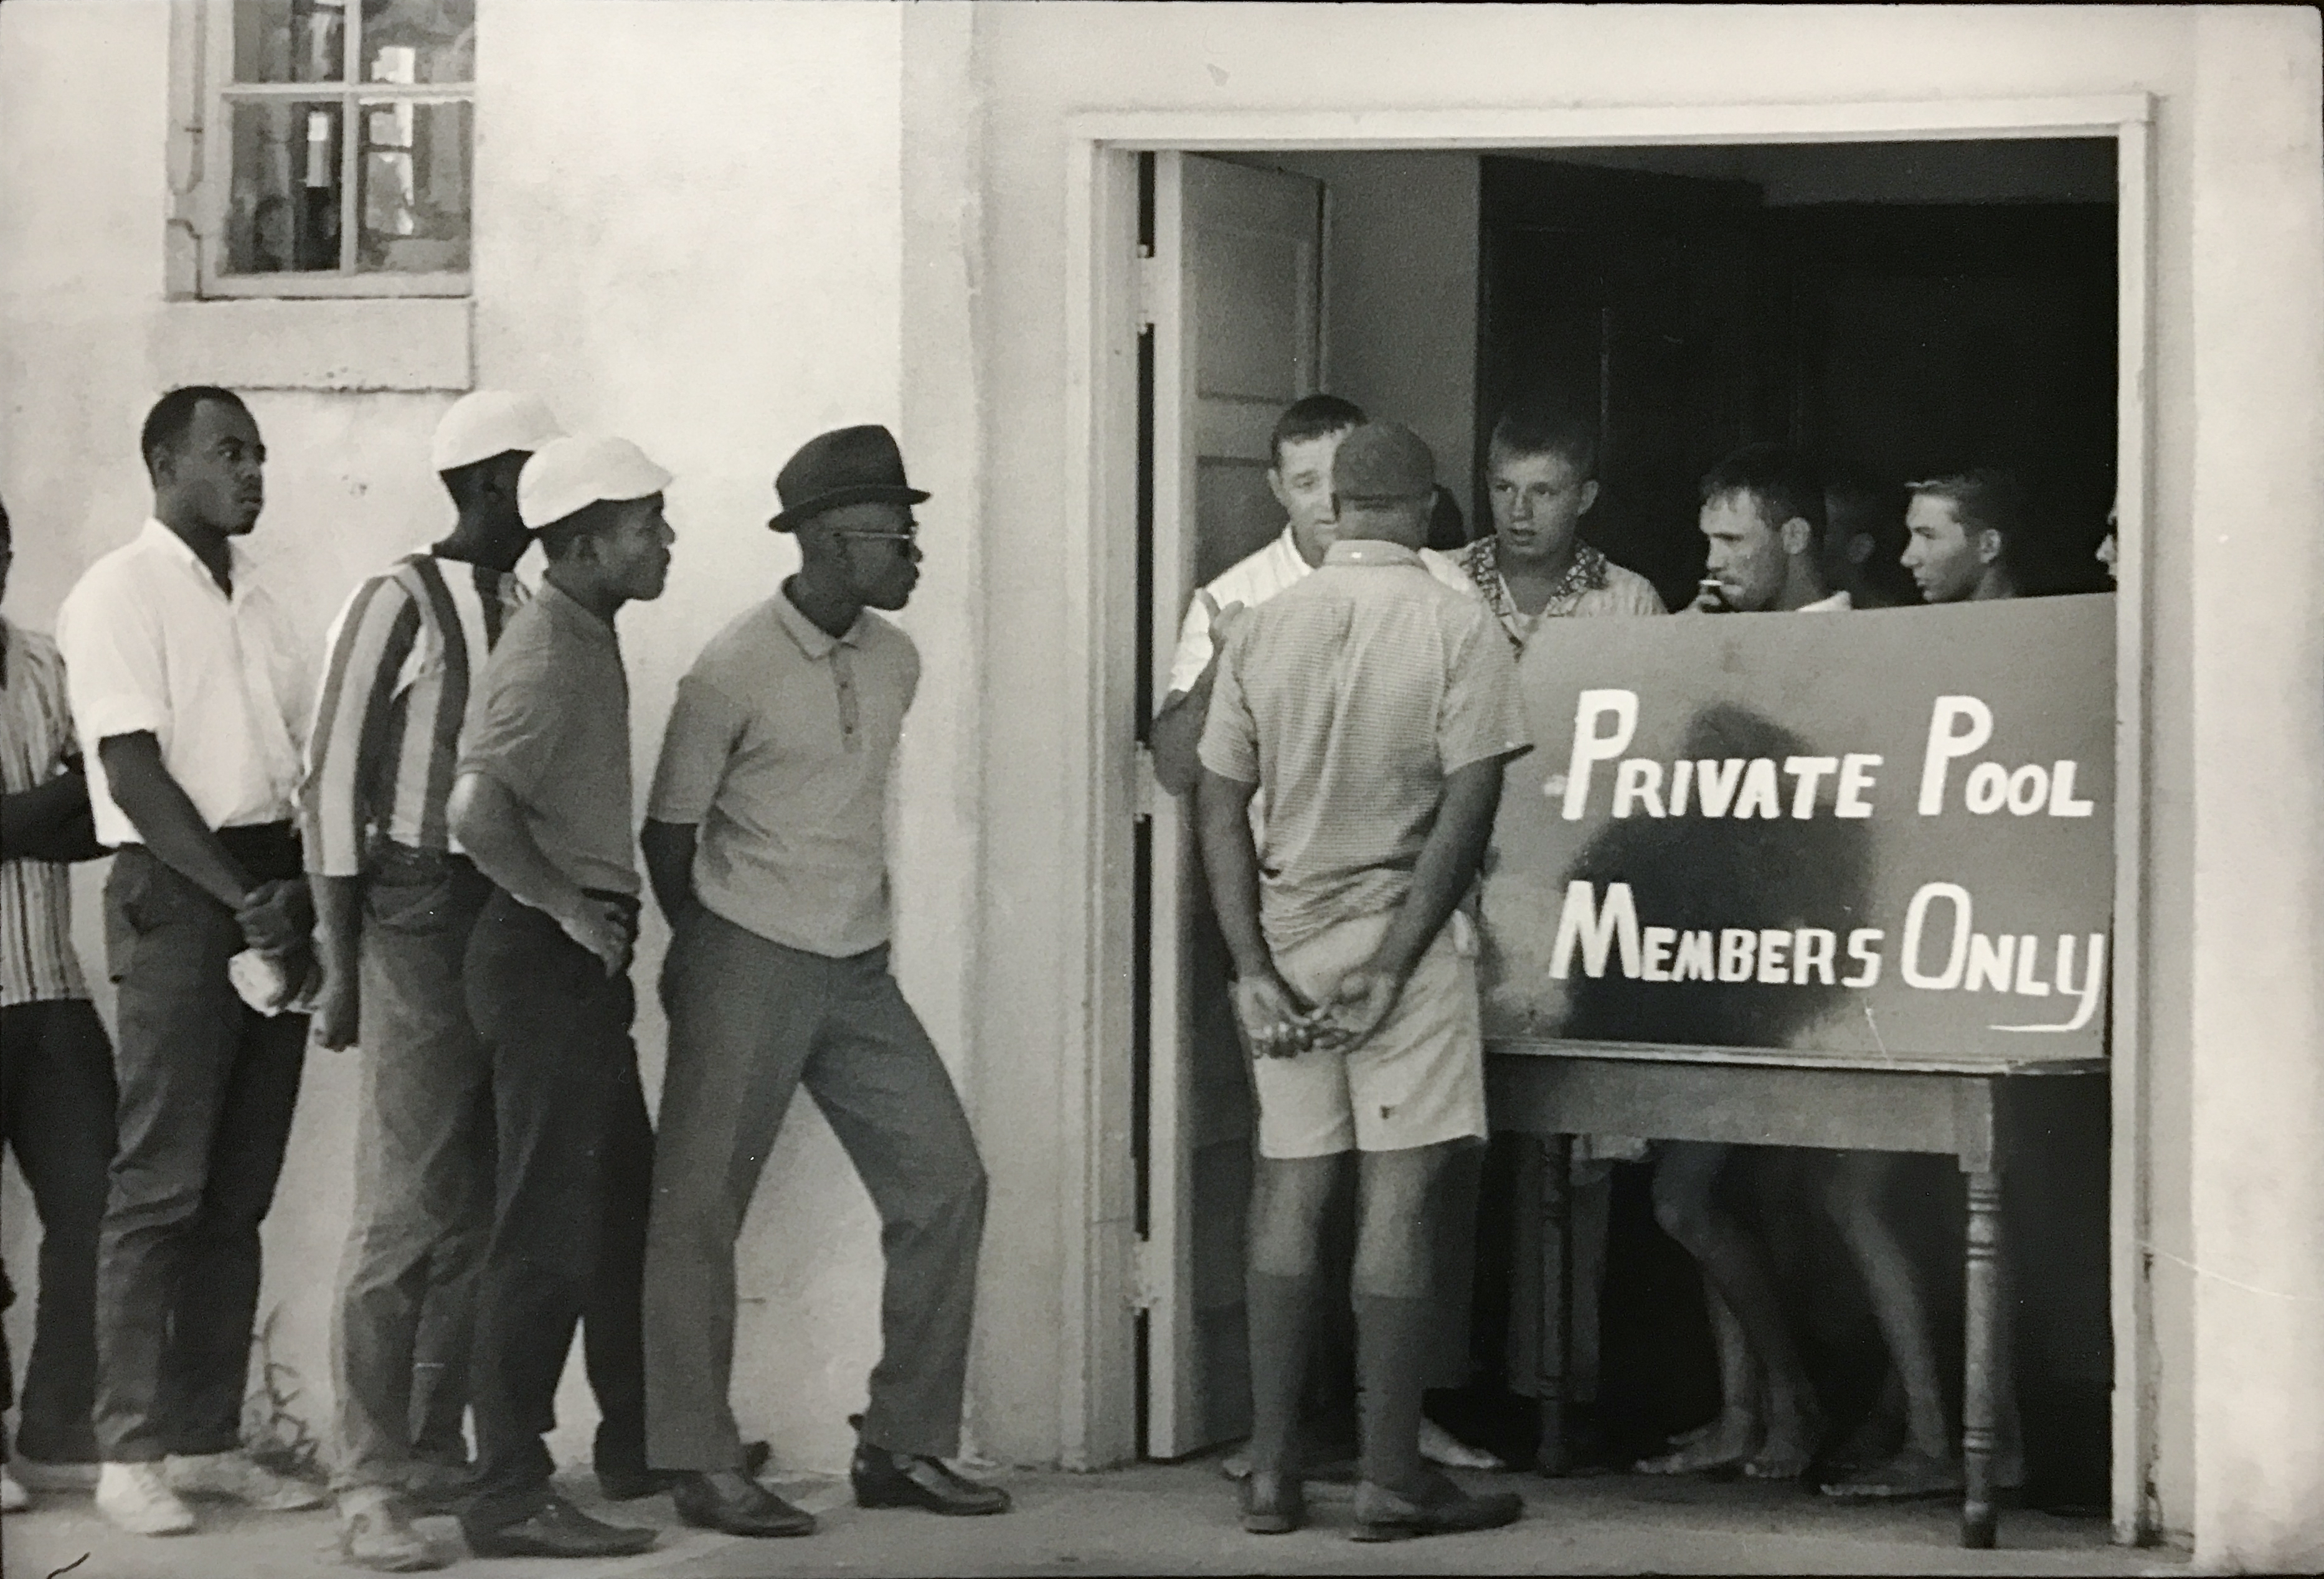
[94,833,308,1463]
[643,905,987,1470]
[460,887,648,1533]
[0,997,117,1464]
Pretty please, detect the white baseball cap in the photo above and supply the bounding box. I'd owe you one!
[430,390,564,474]
[517,436,673,530]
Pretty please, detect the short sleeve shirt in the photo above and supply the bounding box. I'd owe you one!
[456,577,638,896]
[647,590,919,958]
[1198,540,1533,954]
[54,519,311,846]
[1163,526,1478,699]
[1457,537,1667,649]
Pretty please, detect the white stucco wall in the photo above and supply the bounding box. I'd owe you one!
[1,0,952,1481]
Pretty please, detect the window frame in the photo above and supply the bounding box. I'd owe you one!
[187,0,474,300]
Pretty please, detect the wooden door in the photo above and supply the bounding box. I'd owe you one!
[1476,157,1775,613]
[1141,151,1323,1459]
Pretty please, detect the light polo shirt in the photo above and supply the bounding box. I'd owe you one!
[1199,540,1533,955]
[456,577,639,897]
[648,589,919,958]
[1163,525,1476,698]
[55,518,311,848]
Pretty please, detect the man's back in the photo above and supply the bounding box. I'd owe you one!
[1199,541,1524,954]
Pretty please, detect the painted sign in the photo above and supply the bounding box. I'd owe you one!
[1478,595,2113,1064]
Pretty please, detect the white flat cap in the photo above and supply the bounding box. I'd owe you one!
[518,435,673,530]
[430,390,564,474]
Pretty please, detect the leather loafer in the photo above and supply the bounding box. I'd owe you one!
[598,1439,771,1502]
[670,1472,815,1538]
[464,1495,657,1559]
[1350,1475,1523,1542]
[850,1431,1011,1517]
[1240,1468,1304,1535]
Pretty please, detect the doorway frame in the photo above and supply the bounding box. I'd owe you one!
[1060,95,2156,1542]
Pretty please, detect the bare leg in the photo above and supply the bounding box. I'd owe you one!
[1820,1151,1960,1499]
[1638,1271,1763,1473]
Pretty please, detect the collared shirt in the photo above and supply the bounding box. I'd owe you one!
[301,551,526,877]
[1199,539,1533,955]
[1163,525,1476,698]
[456,577,639,897]
[1,619,92,1004]
[1798,589,1854,613]
[1457,536,1668,648]
[648,589,919,958]
[55,518,311,847]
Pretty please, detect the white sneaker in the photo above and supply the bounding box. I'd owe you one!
[1,1466,28,1513]
[163,1449,328,1511]
[96,1461,197,1535]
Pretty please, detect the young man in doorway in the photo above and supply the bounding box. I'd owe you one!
[1460,402,1665,636]
[1901,469,2026,605]
[55,388,328,1535]
[1640,444,1841,1482]
[1197,422,1530,1542]
[1457,402,1663,1472]
[445,435,675,1561]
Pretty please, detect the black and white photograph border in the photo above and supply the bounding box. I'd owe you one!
[1,4,2319,1577]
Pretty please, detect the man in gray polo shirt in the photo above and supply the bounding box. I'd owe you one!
[444,435,674,1562]
[639,425,1006,1538]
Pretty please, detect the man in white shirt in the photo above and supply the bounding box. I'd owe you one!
[1149,396,1475,795]
[54,387,326,1536]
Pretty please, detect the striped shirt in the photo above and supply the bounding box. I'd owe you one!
[1,620,92,1004]
[1457,536,1667,648]
[1199,540,1533,955]
[301,552,525,878]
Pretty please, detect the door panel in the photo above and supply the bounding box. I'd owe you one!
[1142,151,1322,1459]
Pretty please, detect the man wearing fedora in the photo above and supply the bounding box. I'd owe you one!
[638,425,1007,1537]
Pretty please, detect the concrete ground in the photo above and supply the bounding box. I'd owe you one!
[1,1458,2188,1579]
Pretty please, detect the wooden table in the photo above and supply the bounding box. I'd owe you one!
[1485,1041,2107,1549]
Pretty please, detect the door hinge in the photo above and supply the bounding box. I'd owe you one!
[1136,245,1163,330]
[1131,1235,1163,1311]
[1133,742,1160,821]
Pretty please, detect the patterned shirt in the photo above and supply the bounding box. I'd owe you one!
[1457,536,1666,648]
[301,552,526,877]
[1199,540,1533,955]
[1,620,92,1004]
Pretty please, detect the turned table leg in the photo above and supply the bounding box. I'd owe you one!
[1962,1164,2004,1548]
[1534,1133,1573,1476]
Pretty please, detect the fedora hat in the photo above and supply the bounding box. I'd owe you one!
[768,424,929,532]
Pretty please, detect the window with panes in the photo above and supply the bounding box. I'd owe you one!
[204,0,473,295]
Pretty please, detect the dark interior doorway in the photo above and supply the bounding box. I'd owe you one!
[1475,149,2118,611]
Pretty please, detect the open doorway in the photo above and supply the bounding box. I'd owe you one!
[1132,133,2124,1520]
